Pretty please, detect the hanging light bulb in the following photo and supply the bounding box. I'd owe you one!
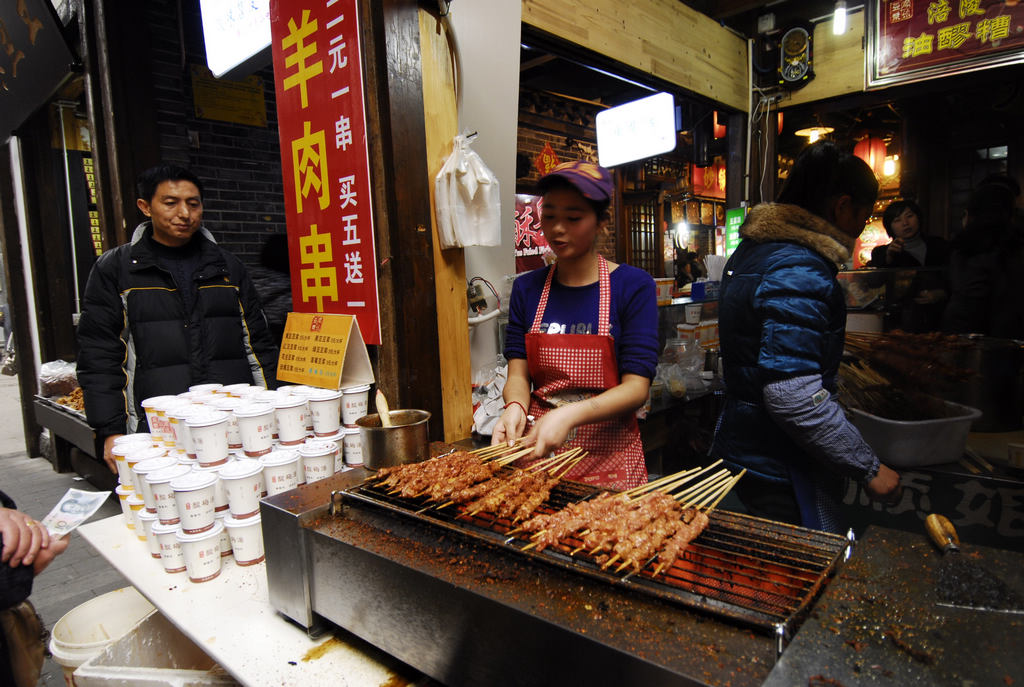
[833,0,847,35]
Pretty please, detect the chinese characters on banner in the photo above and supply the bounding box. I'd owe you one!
[514,194,552,273]
[269,0,381,344]
[871,0,1024,87]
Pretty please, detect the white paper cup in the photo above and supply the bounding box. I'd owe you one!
[192,463,230,513]
[221,383,252,398]
[342,426,363,467]
[341,384,371,426]
[318,430,345,472]
[299,440,338,484]
[137,511,162,559]
[274,395,308,446]
[308,389,343,436]
[234,403,276,457]
[120,445,166,491]
[140,395,178,441]
[146,464,192,525]
[126,493,145,531]
[111,442,146,489]
[114,484,134,527]
[218,460,265,519]
[222,513,265,566]
[185,410,230,466]
[214,512,232,557]
[152,522,187,573]
[167,404,199,456]
[114,433,154,447]
[176,522,224,583]
[131,455,178,513]
[170,471,218,534]
[209,397,244,449]
[156,397,192,447]
[260,449,301,495]
[287,386,316,431]
[188,382,223,395]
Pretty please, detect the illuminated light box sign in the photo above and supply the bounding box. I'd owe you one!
[277,313,374,389]
[200,0,272,79]
[596,92,677,168]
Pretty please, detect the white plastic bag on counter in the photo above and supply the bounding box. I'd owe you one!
[435,133,501,249]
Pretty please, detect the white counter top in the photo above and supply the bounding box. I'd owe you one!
[78,514,416,686]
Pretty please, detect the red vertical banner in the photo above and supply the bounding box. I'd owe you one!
[270,0,381,344]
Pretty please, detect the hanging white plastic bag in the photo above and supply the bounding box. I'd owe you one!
[435,133,501,249]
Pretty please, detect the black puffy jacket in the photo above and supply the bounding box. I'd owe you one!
[77,223,279,438]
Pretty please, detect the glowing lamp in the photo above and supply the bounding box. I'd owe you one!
[854,136,887,178]
[713,111,726,139]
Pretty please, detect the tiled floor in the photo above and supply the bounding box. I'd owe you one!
[0,375,126,686]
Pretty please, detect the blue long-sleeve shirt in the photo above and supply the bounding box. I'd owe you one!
[503,263,659,380]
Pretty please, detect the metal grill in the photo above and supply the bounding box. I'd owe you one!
[342,472,850,635]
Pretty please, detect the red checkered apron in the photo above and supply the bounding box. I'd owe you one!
[525,255,647,490]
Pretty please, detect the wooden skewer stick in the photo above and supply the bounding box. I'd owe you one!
[675,472,733,507]
[615,559,636,574]
[601,554,621,570]
[693,470,745,510]
[672,469,731,501]
[653,460,725,494]
[521,541,538,552]
[652,563,666,577]
[704,469,746,512]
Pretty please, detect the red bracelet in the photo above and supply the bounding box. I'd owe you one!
[503,400,527,415]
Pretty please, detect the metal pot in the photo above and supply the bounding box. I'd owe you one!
[355,409,431,470]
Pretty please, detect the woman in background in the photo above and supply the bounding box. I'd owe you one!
[712,141,901,533]
[867,200,949,331]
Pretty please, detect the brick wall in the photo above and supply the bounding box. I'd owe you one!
[517,91,618,259]
[145,1,286,268]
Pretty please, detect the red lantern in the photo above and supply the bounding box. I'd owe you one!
[854,136,887,178]
[777,111,784,135]
[713,111,726,139]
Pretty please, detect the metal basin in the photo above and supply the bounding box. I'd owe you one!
[355,409,430,470]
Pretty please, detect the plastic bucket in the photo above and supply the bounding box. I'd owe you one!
[48,586,155,685]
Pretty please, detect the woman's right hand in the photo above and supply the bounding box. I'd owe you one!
[491,402,528,446]
[885,238,905,263]
[864,463,902,505]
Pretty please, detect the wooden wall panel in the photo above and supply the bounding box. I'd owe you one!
[782,13,866,109]
[523,0,749,112]
[419,10,474,441]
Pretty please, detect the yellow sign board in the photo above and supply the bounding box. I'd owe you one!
[191,65,268,128]
[277,313,374,389]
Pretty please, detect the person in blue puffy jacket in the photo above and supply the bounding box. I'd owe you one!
[711,141,902,533]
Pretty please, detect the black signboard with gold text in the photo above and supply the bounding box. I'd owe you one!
[0,0,75,143]
[868,0,1024,88]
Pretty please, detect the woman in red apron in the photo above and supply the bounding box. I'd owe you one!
[492,161,659,490]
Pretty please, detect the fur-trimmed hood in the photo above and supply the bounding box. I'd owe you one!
[740,203,853,267]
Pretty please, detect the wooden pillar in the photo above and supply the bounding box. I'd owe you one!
[360,0,472,441]
[418,10,474,441]
[725,111,745,210]
[0,144,42,457]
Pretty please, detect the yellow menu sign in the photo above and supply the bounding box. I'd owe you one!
[277,313,374,389]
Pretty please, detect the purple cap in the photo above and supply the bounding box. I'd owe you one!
[538,161,614,202]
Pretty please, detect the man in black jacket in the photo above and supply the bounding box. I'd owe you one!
[77,164,280,472]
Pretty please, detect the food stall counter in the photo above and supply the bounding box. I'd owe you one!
[763,525,1024,686]
[78,515,420,686]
